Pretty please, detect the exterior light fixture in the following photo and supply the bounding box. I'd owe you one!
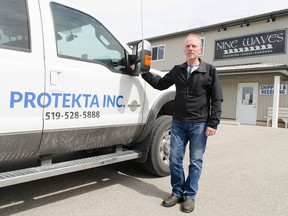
[267,14,275,22]
[240,19,250,27]
[218,25,227,32]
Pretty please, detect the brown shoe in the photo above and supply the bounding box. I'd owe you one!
[161,195,182,207]
[181,199,195,213]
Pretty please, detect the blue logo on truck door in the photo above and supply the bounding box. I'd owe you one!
[10,91,124,108]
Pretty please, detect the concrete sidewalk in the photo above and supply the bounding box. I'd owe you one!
[194,123,288,216]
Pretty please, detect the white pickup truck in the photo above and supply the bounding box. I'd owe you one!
[0,0,175,187]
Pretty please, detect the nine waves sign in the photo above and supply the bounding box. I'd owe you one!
[214,29,286,60]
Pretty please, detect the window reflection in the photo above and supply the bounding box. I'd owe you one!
[0,0,29,50]
[51,2,126,72]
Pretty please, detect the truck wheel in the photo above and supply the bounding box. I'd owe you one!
[142,115,172,177]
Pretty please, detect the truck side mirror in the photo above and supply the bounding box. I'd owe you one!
[132,40,151,74]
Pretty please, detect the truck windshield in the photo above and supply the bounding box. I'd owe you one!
[50,2,127,72]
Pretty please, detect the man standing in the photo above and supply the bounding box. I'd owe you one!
[141,34,223,213]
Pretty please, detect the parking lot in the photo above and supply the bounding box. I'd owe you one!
[0,123,287,216]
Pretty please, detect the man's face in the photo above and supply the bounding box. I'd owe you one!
[184,36,202,61]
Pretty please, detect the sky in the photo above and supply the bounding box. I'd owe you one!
[69,0,288,44]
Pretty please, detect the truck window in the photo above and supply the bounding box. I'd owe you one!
[51,2,127,73]
[0,0,30,51]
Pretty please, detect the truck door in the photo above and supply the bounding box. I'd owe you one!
[0,0,45,161]
[38,1,146,154]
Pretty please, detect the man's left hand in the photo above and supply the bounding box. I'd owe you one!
[205,127,217,136]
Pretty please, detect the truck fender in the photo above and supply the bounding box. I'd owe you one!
[135,90,175,163]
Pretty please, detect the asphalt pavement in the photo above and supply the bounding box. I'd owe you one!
[0,123,287,216]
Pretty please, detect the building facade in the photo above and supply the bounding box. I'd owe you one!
[133,9,288,126]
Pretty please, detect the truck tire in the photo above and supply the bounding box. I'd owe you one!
[142,115,172,177]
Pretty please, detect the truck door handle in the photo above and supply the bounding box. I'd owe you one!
[50,71,63,91]
[50,71,59,85]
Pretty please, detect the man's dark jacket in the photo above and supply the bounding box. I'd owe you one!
[142,59,223,129]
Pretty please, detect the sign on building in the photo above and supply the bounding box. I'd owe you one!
[214,29,286,60]
[260,84,287,95]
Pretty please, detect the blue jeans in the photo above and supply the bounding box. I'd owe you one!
[170,119,207,200]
